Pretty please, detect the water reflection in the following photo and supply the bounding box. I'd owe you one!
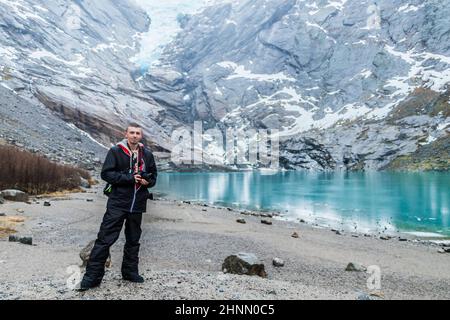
[155,171,450,237]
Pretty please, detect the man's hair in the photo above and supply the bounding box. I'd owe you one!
[126,122,142,132]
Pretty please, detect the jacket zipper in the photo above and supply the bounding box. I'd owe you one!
[130,188,137,213]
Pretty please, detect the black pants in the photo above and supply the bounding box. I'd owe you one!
[83,207,143,283]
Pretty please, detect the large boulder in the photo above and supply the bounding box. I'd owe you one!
[0,190,29,202]
[222,252,267,278]
[80,240,111,268]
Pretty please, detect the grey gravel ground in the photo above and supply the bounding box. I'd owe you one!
[0,184,449,300]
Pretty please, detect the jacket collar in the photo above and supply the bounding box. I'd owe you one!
[117,139,144,158]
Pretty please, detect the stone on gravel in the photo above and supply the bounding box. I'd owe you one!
[345,262,367,272]
[261,219,272,225]
[222,252,267,278]
[236,218,246,224]
[272,258,285,267]
[80,178,91,188]
[0,190,29,202]
[43,201,51,207]
[291,232,299,238]
[9,235,32,245]
[80,240,111,268]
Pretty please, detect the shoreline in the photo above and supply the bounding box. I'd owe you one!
[0,184,449,300]
[151,193,450,244]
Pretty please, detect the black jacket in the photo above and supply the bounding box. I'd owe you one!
[101,142,157,213]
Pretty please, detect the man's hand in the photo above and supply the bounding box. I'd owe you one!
[134,174,149,186]
[134,174,142,184]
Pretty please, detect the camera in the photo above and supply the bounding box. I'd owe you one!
[135,171,152,181]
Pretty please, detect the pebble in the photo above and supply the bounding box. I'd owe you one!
[272,258,285,267]
[345,262,366,272]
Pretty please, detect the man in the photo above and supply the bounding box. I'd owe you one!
[79,123,157,290]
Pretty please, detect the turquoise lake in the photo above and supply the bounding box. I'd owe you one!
[153,171,450,238]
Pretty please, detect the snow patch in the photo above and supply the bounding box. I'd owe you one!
[226,65,296,82]
[66,123,108,149]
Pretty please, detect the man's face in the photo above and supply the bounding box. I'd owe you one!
[125,127,143,145]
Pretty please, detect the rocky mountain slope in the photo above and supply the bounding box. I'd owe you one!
[0,0,449,170]
[0,0,181,168]
[141,0,450,170]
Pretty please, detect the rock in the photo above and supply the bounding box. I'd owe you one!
[380,236,391,240]
[291,232,299,238]
[202,209,207,212]
[226,207,233,211]
[86,199,94,202]
[261,219,272,225]
[236,218,246,224]
[43,201,51,207]
[8,235,32,245]
[437,248,446,254]
[80,240,111,268]
[80,178,91,188]
[369,291,385,299]
[299,219,306,223]
[0,196,4,204]
[222,252,267,278]
[0,190,29,202]
[345,262,367,272]
[16,209,24,213]
[335,230,342,235]
[0,212,5,216]
[398,238,408,241]
[357,293,372,300]
[260,213,273,218]
[272,258,285,267]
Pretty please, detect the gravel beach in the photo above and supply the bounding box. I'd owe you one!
[0,184,449,300]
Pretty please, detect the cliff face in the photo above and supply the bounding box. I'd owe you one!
[0,0,180,167]
[1,0,449,170]
[141,0,450,170]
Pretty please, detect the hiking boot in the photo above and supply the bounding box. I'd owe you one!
[77,278,101,291]
[122,273,144,283]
